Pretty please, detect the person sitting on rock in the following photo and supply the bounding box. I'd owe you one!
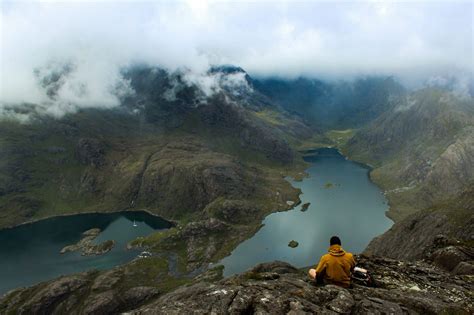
[308,236,356,288]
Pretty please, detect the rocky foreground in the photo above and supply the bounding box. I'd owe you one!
[1,255,472,314]
[132,257,473,315]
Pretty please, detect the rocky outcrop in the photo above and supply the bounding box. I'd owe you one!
[2,256,473,314]
[366,211,456,261]
[133,144,255,218]
[301,202,310,212]
[288,240,299,248]
[0,271,161,315]
[132,259,473,314]
[365,187,474,268]
[82,286,160,314]
[345,88,474,220]
[75,138,105,168]
[431,245,474,273]
[60,228,115,256]
[424,128,474,196]
[0,271,95,315]
[198,97,294,163]
[135,218,251,273]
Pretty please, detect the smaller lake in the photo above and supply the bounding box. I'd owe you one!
[219,148,392,276]
[0,211,172,295]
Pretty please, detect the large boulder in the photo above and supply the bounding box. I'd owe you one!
[431,246,472,272]
[452,261,474,275]
[131,259,473,314]
[1,272,94,315]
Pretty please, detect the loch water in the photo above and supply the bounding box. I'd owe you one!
[219,148,393,276]
[0,211,171,294]
[0,148,392,294]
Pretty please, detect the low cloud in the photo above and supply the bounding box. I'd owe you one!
[183,70,252,99]
[1,0,472,118]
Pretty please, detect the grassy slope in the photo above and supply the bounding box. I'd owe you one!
[1,104,316,223]
[123,107,322,276]
[342,88,474,221]
[0,103,321,299]
[3,84,472,310]
[325,129,357,149]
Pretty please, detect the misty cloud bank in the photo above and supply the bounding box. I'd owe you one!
[0,0,472,119]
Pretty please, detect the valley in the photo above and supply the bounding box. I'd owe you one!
[0,66,472,314]
[2,2,473,313]
[219,148,392,277]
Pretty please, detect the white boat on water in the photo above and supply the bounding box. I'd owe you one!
[138,251,152,258]
[133,220,138,227]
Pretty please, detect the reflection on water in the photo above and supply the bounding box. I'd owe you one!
[0,211,171,294]
[219,148,392,276]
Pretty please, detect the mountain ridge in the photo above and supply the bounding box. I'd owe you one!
[344,87,474,221]
[0,65,473,313]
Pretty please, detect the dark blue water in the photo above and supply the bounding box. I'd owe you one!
[0,211,171,295]
[219,148,392,276]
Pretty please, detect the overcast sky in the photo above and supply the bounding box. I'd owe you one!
[1,0,472,114]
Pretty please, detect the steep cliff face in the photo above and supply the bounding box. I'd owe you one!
[342,88,474,278]
[2,66,472,314]
[365,187,474,268]
[423,129,474,197]
[2,258,472,314]
[0,66,318,228]
[345,88,474,220]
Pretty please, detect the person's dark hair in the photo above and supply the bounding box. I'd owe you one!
[330,236,341,245]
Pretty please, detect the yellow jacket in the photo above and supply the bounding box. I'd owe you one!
[315,244,356,287]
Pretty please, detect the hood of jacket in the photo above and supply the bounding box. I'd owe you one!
[328,244,346,257]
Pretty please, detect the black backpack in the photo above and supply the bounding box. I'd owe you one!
[352,266,375,287]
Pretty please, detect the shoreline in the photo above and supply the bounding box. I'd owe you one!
[300,146,394,224]
[0,208,177,232]
[1,147,393,234]
[1,146,394,296]
[218,147,394,275]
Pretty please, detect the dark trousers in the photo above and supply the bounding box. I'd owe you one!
[315,270,326,285]
[315,271,350,288]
